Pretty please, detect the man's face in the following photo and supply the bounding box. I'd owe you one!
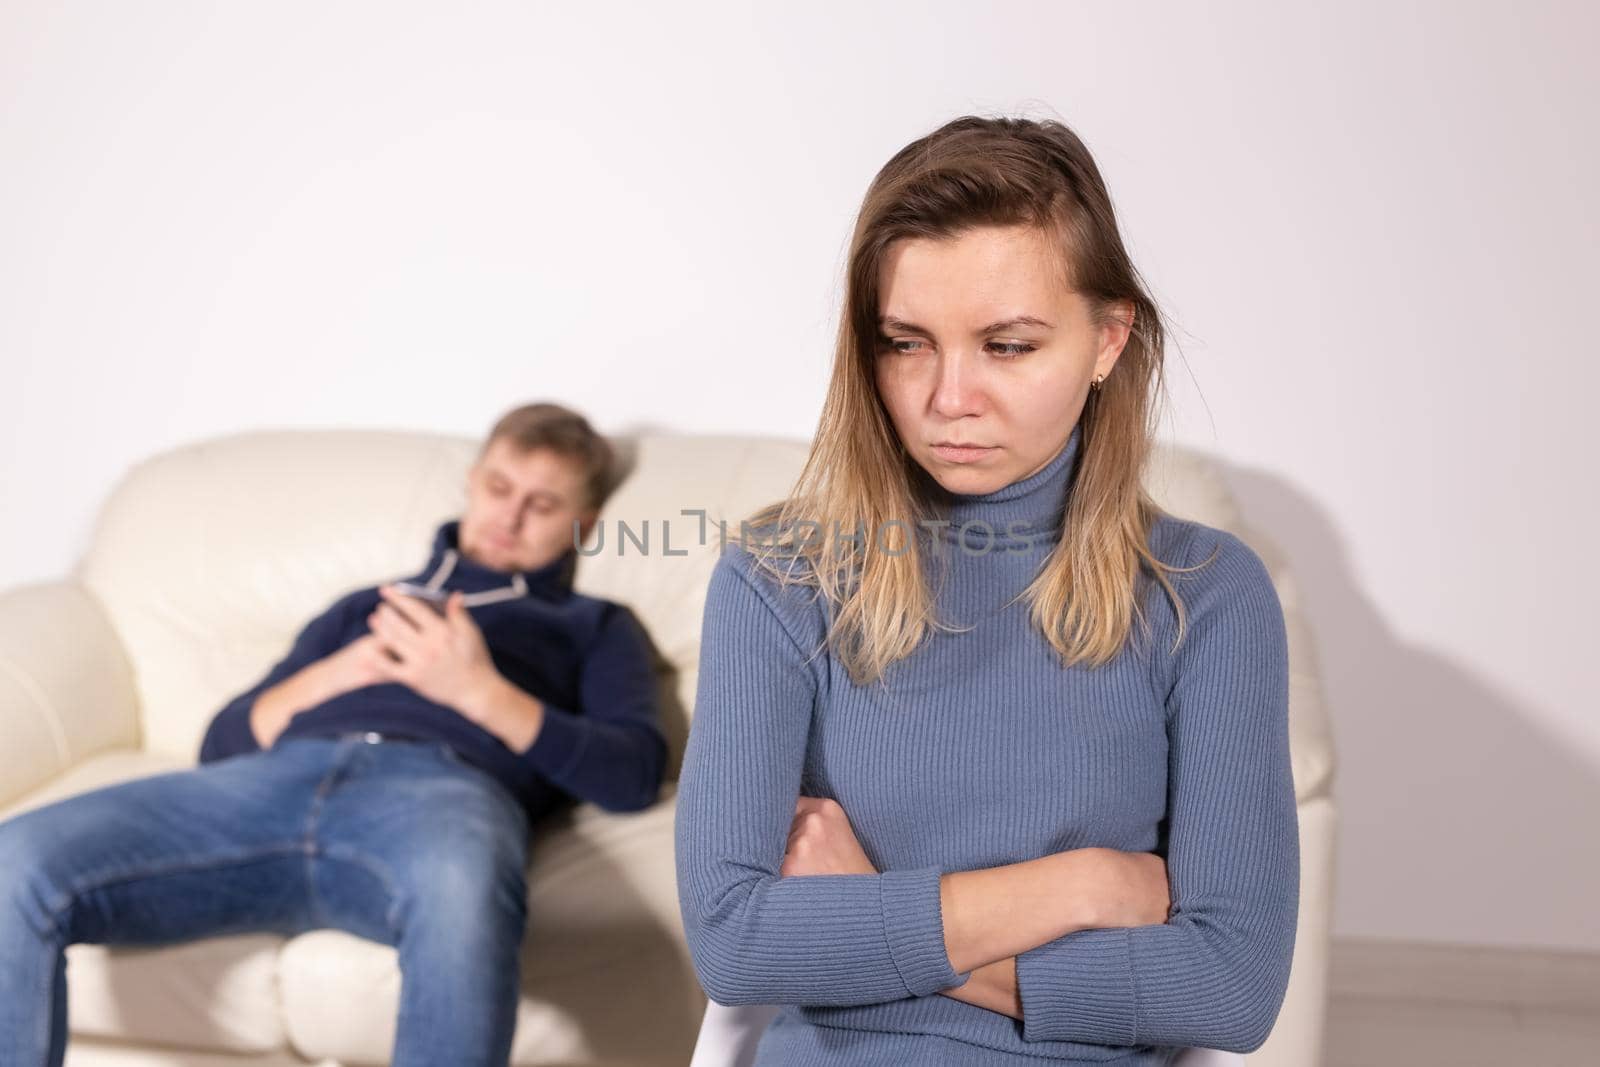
[459,440,596,573]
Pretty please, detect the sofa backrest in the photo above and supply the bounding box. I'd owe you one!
[75,429,809,777]
[73,427,1329,800]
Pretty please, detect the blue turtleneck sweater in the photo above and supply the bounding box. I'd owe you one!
[674,423,1299,1064]
[198,521,667,816]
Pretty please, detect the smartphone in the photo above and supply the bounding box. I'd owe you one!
[389,581,451,615]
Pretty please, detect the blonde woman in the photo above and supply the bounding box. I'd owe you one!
[675,115,1297,1066]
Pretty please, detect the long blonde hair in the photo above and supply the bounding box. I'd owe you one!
[741,115,1207,686]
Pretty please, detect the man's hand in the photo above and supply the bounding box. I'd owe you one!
[367,586,499,716]
[780,796,878,877]
[248,633,391,748]
[322,633,393,693]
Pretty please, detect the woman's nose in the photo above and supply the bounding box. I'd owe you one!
[929,350,985,418]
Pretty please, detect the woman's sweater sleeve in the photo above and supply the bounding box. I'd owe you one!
[1014,529,1300,1053]
[674,548,971,1007]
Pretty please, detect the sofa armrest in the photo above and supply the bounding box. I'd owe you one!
[1236,521,1336,803]
[0,581,140,808]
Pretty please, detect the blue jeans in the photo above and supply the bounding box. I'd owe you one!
[0,735,531,1066]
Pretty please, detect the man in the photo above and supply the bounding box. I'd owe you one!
[0,402,667,1067]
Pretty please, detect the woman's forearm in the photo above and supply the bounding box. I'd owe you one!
[940,956,1021,1018]
[937,851,1091,975]
[938,846,1169,977]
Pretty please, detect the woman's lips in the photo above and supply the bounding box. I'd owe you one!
[931,443,998,463]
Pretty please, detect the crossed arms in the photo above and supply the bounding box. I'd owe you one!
[674,536,1299,1052]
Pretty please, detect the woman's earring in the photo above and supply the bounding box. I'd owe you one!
[1090,374,1105,394]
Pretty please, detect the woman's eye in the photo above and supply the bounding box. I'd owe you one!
[877,335,926,355]
[875,335,1032,357]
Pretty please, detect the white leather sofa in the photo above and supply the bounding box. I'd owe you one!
[0,428,1336,1066]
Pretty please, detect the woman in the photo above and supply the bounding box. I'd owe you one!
[674,115,1298,1066]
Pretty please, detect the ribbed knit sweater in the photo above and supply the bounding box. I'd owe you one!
[674,422,1299,1064]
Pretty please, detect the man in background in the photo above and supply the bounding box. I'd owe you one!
[0,401,666,1067]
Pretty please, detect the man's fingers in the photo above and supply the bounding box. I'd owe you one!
[355,636,394,665]
[376,585,441,633]
[369,605,422,660]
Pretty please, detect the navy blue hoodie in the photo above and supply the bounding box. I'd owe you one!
[199,520,667,817]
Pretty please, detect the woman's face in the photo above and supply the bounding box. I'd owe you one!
[873,224,1130,496]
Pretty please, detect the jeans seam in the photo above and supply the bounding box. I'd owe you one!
[301,740,360,926]
[43,843,310,941]
[34,926,53,1064]
[318,843,406,938]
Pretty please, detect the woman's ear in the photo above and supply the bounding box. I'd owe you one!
[1097,298,1136,371]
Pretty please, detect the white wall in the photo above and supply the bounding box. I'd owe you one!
[2,1,1594,952]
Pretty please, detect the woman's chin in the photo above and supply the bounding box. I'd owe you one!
[929,468,1009,497]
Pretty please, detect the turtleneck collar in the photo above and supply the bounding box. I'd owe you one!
[929,422,1083,550]
[413,520,577,604]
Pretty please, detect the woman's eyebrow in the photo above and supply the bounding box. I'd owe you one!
[878,315,927,334]
[879,314,1055,334]
[981,315,1055,332]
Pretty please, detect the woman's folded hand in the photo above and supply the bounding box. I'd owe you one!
[1064,847,1172,930]
[779,795,879,877]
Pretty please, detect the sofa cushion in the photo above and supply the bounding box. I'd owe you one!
[62,1040,320,1067]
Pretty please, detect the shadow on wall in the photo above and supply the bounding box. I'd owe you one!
[1220,460,1598,952]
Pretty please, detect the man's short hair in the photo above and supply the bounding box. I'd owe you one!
[483,402,615,511]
